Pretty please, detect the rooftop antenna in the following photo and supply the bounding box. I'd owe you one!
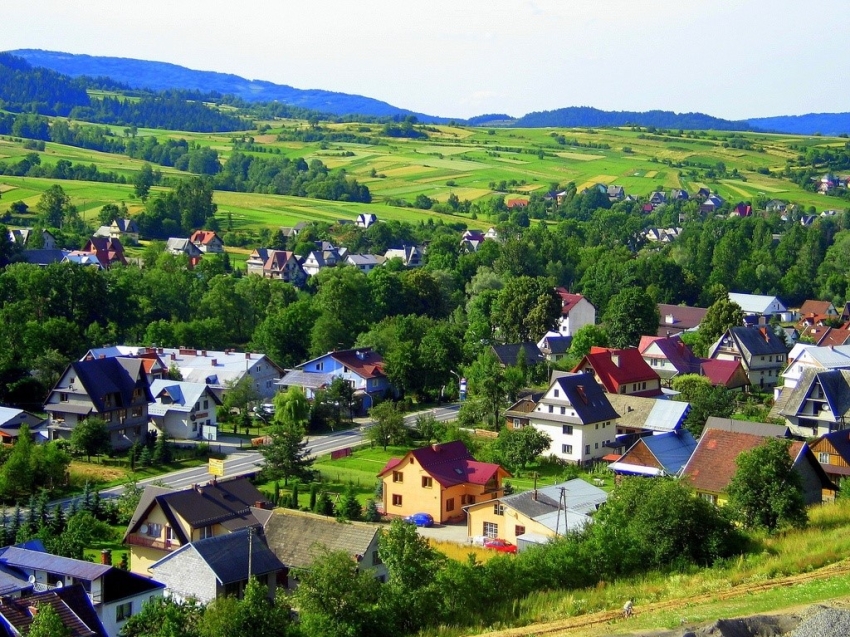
[247,527,253,582]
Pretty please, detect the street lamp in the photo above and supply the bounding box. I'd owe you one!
[449,370,467,401]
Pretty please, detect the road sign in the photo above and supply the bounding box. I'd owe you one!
[208,458,225,477]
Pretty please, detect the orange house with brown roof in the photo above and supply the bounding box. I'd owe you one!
[378,441,510,523]
[189,230,224,253]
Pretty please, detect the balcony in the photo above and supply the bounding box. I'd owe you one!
[125,533,177,552]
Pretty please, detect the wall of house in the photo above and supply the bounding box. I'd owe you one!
[619,441,662,471]
[382,456,442,522]
[129,506,181,576]
[793,457,828,505]
[558,299,595,337]
[467,503,539,544]
[101,590,164,637]
[531,419,616,464]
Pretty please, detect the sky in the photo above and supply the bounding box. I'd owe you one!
[2,0,848,121]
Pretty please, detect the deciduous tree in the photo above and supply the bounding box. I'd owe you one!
[70,417,110,462]
[604,287,659,349]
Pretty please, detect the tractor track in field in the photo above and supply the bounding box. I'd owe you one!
[475,560,850,637]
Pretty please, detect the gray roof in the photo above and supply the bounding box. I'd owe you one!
[22,249,68,265]
[262,511,381,569]
[605,394,689,433]
[277,369,335,390]
[713,326,788,360]
[0,407,46,433]
[728,293,787,315]
[151,528,284,585]
[542,372,620,424]
[780,368,850,421]
[491,343,545,367]
[495,479,607,534]
[0,547,111,581]
[148,380,220,416]
[47,357,152,414]
[704,417,791,438]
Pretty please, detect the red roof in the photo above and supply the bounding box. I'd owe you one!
[700,359,749,389]
[190,230,221,246]
[573,348,662,396]
[378,441,508,488]
[506,198,528,208]
[799,300,834,318]
[554,287,592,316]
[330,349,386,380]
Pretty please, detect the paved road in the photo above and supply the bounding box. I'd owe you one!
[59,403,461,505]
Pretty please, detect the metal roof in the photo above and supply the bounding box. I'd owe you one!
[0,547,111,581]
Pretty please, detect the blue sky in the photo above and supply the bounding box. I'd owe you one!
[3,0,847,120]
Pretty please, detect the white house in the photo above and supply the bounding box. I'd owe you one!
[554,288,596,337]
[728,292,787,317]
[356,213,378,228]
[148,380,222,441]
[523,372,620,465]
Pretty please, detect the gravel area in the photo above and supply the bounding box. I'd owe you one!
[791,607,850,637]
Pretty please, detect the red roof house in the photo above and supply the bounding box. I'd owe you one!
[572,347,663,397]
[82,236,127,268]
[189,230,225,253]
[378,441,510,523]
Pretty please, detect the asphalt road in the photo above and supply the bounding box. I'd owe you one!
[56,403,461,505]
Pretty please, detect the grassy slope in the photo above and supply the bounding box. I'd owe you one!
[2,118,845,237]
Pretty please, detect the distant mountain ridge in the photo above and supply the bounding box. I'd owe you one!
[7,49,850,135]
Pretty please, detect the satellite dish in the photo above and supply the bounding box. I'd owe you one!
[140,524,149,534]
[27,575,35,584]
[54,581,63,589]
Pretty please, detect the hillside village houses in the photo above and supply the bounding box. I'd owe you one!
[708,326,788,389]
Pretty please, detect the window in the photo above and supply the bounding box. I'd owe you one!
[392,494,402,507]
[493,503,504,516]
[104,411,113,423]
[372,551,382,566]
[548,405,553,413]
[200,525,213,539]
[446,498,455,512]
[60,392,69,402]
[819,452,831,464]
[585,445,590,455]
[392,471,403,483]
[203,399,209,409]
[118,409,127,423]
[642,382,646,390]
[512,418,521,429]
[146,523,162,538]
[316,362,324,371]
[595,423,598,429]
[192,421,198,432]
[554,389,559,398]
[699,493,718,505]
[132,406,143,418]
[116,601,132,622]
[165,526,175,542]
[461,494,476,505]
[421,477,433,488]
[562,425,573,435]
[483,522,499,539]
[515,525,526,537]
[595,442,599,449]
[560,406,566,415]
[562,444,573,454]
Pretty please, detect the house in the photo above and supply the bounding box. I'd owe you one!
[246,249,307,285]
[728,292,787,318]
[700,194,724,214]
[648,191,667,208]
[607,185,625,201]
[148,528,283,604]
[189,230,224,254]
[537,331,572,362]
[43,357,153,448]
[504,392,545,430]
[109,218,139,244]
[797,300,839,327]
[0,406,48,444]
[21,248,69,266]
[279,348,390,413]
[485,227,499,240]
[765,199,787,213]
[64,252,104,267]
[506,198,529,209]
[165,238,202,267]
[682,428,836,505]
[490,343,545,368]
[605,393,690,437]
[800,215,817,226]
[554,288,596,337]
[732,202,753,217]
[345,253,385,274]
[7,228,56,249]
[383,245,423,267]
[82,237,126,268]
[355,213,378,228]
[148,380,222,441]
[300,246,342,277]
[573,347,663,397]
[525,372,620,464]
[85,346,285,401]
[638,335,702,382]
[378,441,509,524]
[123,476,273,577]
[771,368,850,438]
[703,416,791,438]
[708,326,788,388]
[809,430,850,491]
[656,303,708,337]
[464,479,607,548]
[0,584,108,637]
[670,188,689,201]
[609,430,697,477]
[780,343,850,389]
[261,509,386,587]
[79,349,167,386]
[699,359,750,390]
[0,543,164,637]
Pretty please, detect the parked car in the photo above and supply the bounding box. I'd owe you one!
[483,538,517,553]
[404,512,434,527]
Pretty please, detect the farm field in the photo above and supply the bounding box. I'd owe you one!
[2,117,845,234]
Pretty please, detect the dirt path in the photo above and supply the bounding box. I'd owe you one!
[471,561,850,637]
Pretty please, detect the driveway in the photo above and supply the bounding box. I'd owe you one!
[415,521,470,544]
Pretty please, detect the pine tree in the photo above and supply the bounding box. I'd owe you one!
[316,492,334,517]
[35,489,50,532]
[9,505,21,544]
[91,489,102,521]
[338,483,362,521]
[364,499,380,522]
[139,445,153,467]
[0,507,8,545]
[152,432,172,465]
[81,481,93,513]
[309,483,318,511]
[25,494,38,537]
[290,481,300,509]
[50,504,66,536]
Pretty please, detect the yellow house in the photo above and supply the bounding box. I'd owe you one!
[123,476,273,576]
[378,441,510,524]
[465,479,607,546]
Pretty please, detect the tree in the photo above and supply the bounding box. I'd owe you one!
[259,388,314,485]
[35,184,72,228]
[604,287,659,349]
[493,426,552,470]
[464,349,507,428]
[120,596,202,637]
[199,576,296,637]
[338,482,362,521]
[134,163,155,200]
[222,376,260,423]
[325,376,355,428]
[367,402,406,451]
[671,374,735,437]
[569,324,609,359]
[26,603,71,637]
[294,549,382,637]
[492,276,561,342]
[727,438,807,532]
[379,518,446,634]
[70,417,110,461]
[695,295,744,357]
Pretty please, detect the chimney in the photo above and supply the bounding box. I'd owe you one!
[193,483,201,492]
[211,359,217,366]
[202,350,207,357]
[611,354,620,367]
[532,490,538,501]
[245,353,251,360]
[27,606,38,617]
[170,353,176,361]
[100,549,112,566]
[158,348,164,354]
[431,443,441,452]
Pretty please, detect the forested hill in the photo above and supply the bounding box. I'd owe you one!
[8,49,450,123]
[513,106,753,131]
[746,113,850,136]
